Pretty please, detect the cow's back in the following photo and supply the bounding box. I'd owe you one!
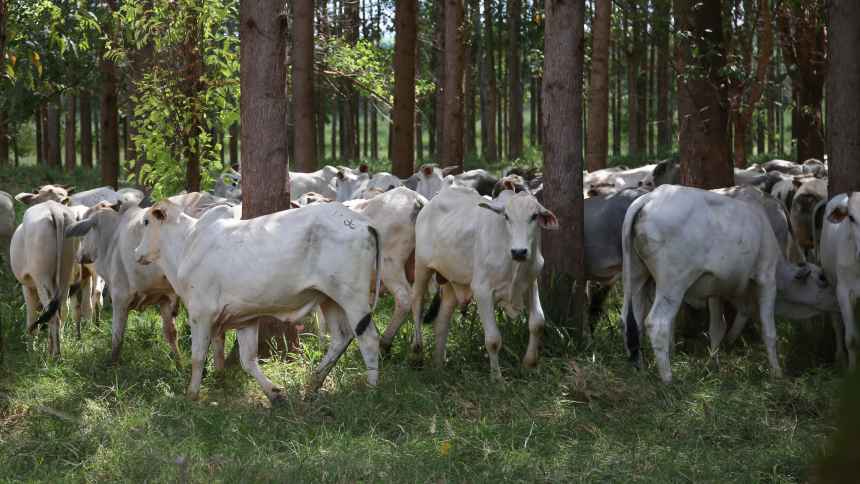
[584,189,645,281]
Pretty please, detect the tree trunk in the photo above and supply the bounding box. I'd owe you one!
[479,0,498,163]
[625,2,642,158]
[181,10,203,193]
[541,0,587,336]
[341,0,359,161]
[442,0,465,169]
[827,0,860,197]
[64,95,77,171]
[100,0,120,189]
[464,0,478,158]
[0,109,7,166]
[585,0,610,171]
[507,0,523,160]
[433,0,445,161]
[293,0,316,172]
[45,102,61,168]
[80,95,93,168]
[391,0,417,178]
[656,0,671,154]
[35,107,43,166]
[240,0,298,356]
[675,0,733,189]
[229,122,239,167]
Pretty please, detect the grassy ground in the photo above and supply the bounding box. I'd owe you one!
[0,166,845,482]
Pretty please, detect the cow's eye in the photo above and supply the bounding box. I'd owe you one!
[530,213,538,222]
[503,213,510,222]
[850,215,856,223]
[144,219,149,227]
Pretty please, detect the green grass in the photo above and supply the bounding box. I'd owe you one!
[0,166,845,482]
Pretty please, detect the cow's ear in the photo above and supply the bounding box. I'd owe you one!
[14,193,36,205]
[337,171,345,180]
[60,197,71,206]
[359,163,369,173]
[290,200,301,209]
[828,205,850,224]
[151,207,166,221]
[478,201,505,215]
[64,186,76,195]
[109,201,123,212]
[65,217,97,238]
[421,165,434,176]
[538,209,559,230]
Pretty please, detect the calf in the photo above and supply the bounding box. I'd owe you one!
[411,186,557,379]
[10,201,79,356]
[134,201,382,401]
[65,201,181,362]
[621,186,836,383]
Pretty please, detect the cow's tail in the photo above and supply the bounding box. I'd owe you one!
[812,198,830,263]
[32,210,69,331]
[620,193,650,366]
[369,225,382,312]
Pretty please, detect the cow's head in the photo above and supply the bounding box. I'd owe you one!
[336,168,370,202]
[135,201,179,265]
[479,191,558,262]
[415,164,460,200]
[15,184,74,206]
[65,201,123,265]
[214,170,242,200]
[778,262,838,313]
[828,193,860,259]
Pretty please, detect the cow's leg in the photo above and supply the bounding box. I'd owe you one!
[187,319,213,400]
[80,272,94,322]
[380,266,413,353]
[644,291,683,384]
[524,282,546,368]
[410,263,433,361]
[159,299,181,360]
[307,301,354,394]
[432,284,458,368]
[348,304,380,387]
[236,323,283,402]
[110,298,129,364]
[837,286,857,369]
[707,297,727,361]
[212,329,226,371]
[756,285,783,377]
[23,286,39,335]
[724,311,751,346]
[49,313,61,358]
[474,288,503,381]
[830,314,847,366]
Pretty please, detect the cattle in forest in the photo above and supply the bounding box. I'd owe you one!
[134,200,382,401]
[414,164,498,199]
[0,191,16,271]
[621,186,837,383]
[411,186,557,379]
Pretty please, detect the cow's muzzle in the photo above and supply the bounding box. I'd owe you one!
[511,249,528,261]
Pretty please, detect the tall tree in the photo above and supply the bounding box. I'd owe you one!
[479,0,498,163]
[391,0,417,178]
[432,0,445,161]
[441,0,465,168]
[655,0,671,153]
[180,6,203,192]
[507,0,523,160]
[0,0,6,166]
[777,1,826,162]
[80,94,93,168]
[826,1,860,197]
[100,0,120,189]
[45,102,61,167]
[293,0,315,172]
[240,0,297,356]
[675,0,733,188]
[341,0,359,161]
[586,0,611,171]
[542,0,586,334]
[64,95,76,171]
[624,1,643,157]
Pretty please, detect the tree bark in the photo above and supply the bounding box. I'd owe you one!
[464,0,478,158]
[240,0,297,356]
[35,107,43,166]
[433,0,445,161]
[0,0,6,166]
[80,95,93,168]
[827,0,860,197]
[586,0,611,171]
[293,0,316,172]
[229,122,239,167]
[655,0,671,154]
[624,2,642,158]
[675,0,733,189]
[479,0,498,163]
[442,0,465,169]
[45,102,62,168]
[100,0,120,189]
[507,0,523,160]
[391,0,417,178]
[65,95,77,171]
[541,0,586,335]
[341,0,359,161]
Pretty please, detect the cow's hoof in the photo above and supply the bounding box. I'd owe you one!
[186,391,200,401]
[269,388,288,407]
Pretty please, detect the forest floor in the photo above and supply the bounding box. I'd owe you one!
[0,166,847,482]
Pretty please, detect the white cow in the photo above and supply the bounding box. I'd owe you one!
[342,187,427,351]
[612,164,657,191]
[621,185,837,383]
[213,169,242,201]
[818,193,860,368]
[65,201,181,363]
[414,164,498,200]
[10,201,79,356]
[15,184,73,206]
[290,165,358,201]
[133,200,382,401]
[411,186,558,379]
[336,169,403,201]
[0,191,16,271]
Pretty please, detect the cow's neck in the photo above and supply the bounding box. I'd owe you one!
[156,214,196,293]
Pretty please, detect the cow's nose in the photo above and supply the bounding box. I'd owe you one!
[511,249,528,261]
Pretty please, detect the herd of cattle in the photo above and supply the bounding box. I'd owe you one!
[1,156,857,402]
